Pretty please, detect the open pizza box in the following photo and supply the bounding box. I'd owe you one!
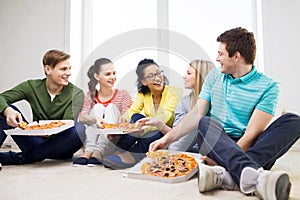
[95,125,148,135]
[4,120,74,136]
[122,150,203,184]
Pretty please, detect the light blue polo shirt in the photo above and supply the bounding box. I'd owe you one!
[199,66,280,138]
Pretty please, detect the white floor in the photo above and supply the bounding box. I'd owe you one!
[1,141,300,200]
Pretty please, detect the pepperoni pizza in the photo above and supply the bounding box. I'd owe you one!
[141,151,198,178]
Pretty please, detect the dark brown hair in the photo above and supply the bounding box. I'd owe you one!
[217,27,256,64]
[87,58,112,101]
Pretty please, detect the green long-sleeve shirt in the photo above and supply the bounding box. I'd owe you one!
[0,79,84,121]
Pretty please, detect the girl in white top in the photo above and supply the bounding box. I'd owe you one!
[73,58,132,166]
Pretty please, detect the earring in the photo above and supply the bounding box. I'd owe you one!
[96,83,100,90]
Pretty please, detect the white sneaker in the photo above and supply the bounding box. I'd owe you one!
[240,167,291,200]
[198,164,237,193]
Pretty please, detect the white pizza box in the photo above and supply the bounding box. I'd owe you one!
[122,150,203,184]
[95,125,148,135]
[4,120,74,136]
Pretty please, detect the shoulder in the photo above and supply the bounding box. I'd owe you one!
[164,85,183,98]
[252,71,279,89]
[258,72,278,83]
[17,79,45,89]
[67,82,84,92]
[207,67,222,79]
[116,89,131,96]
[25,79,44,85]
[63,82,84,98]
[114,89,133,99]
[181,93,192,102]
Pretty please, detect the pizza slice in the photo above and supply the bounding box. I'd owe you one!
[100,122,142,133]
[146,150,169,161]
[100,123,119,129]
[18,121,29,130]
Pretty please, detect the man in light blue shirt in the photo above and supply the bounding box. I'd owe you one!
[150,27,300,200]
[200,65,279,139]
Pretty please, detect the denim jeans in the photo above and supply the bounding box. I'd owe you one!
[116,113,163,161]
[197,113,300,185]
[0,105,86,165]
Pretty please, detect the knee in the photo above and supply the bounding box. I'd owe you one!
[74,122,85,132]
[198,116,221,137]
[198,116,211,134]
[281,112,300,119]
[279,112,300,127]
[130,113,145,123]
[74,122,86,142]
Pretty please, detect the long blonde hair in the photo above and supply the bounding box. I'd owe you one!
[189,60,215,109]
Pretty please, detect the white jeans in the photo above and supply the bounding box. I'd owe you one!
[89,103,120,123]
[84,104,121,154]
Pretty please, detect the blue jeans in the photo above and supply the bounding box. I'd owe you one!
[0,105,86,165]
[116,113,163,161]
[197,113,300,185]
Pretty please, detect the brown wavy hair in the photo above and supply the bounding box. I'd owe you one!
[87,58,112,102]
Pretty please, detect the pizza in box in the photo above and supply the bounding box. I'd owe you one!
[4,120,74,136]
[100,122,142,134]
[141,150,198,178]
[18,121,66,130]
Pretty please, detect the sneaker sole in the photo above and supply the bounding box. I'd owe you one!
[87,164,101,167]
[198,165,206,193]
[264,171,291,200]
[72,164,87,167]
[275,173,291,200]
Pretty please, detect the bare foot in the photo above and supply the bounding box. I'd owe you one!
[92,150,103,160]
[81,151,93,159]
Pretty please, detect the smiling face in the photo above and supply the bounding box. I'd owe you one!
[216,42,237,75]
[183,65,196,89]
[94,63,116,89]
[44,59,71,87]
[141,64,164,93]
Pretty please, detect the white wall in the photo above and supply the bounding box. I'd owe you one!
[262,0,300,115]
[0,0,70,92]
[0,0,299,116]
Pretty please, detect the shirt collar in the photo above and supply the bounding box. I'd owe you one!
[224,65,257,84]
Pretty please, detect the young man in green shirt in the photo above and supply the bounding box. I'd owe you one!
[0,49,86,165]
